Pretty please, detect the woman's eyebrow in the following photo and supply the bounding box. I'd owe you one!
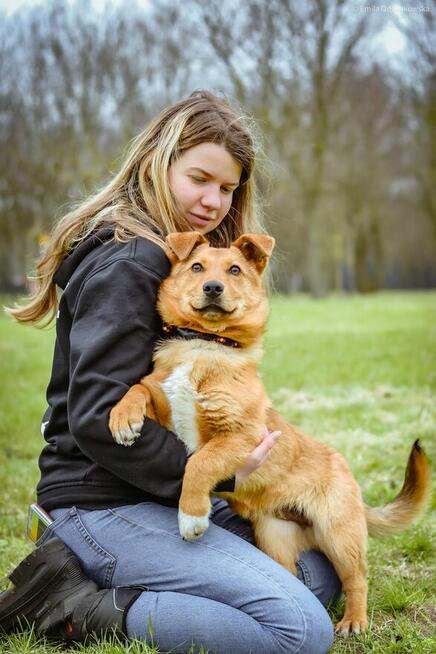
[188,167,240,187]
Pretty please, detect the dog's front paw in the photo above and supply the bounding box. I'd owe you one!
[335,615,368,636]
[111,421,144,446]
[109,405,144,447]
[178,509,209,541]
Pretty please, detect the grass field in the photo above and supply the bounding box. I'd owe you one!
[0,291,435,654]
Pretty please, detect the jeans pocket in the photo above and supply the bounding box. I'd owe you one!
[37,507,116,588]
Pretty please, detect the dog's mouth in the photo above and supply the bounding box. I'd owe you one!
[191,302,235,316]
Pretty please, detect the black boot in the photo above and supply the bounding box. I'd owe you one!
[0,538,143,642]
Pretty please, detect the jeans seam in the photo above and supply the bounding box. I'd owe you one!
[108,507,310,654]
[69,508,116,587]
[296,558,312,591]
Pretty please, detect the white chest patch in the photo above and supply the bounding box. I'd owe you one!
[161,363,200,454]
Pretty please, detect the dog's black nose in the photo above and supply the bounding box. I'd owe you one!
[203,280,224,298]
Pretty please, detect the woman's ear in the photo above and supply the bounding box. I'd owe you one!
[232,234,275,274]
[165,232,208,262]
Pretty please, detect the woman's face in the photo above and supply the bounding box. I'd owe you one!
[168,142,242,234]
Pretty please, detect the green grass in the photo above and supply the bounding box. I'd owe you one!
[1,291,435,653]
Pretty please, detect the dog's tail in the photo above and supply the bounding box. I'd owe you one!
[365,440,431,538]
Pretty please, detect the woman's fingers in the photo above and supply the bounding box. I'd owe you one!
[235,428,282,486]
[253,429,282,462]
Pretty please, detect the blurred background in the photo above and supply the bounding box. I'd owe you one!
[0,0,435,296]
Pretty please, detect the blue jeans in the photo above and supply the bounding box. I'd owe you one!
[39,498,340,653]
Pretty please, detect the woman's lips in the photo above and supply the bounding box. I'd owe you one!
[188,212,214,227]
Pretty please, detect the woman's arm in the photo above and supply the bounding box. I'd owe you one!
[67,257,188,500]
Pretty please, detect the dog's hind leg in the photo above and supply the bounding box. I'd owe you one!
[253,514,310,575]
[315,522,368,636]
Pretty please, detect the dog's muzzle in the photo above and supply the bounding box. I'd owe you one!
[203,280,224,299]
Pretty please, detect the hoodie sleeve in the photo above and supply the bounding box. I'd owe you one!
[67,255,235,498]
[67,257,188,500]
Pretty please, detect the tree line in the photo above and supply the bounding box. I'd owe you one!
[1,0,435,294]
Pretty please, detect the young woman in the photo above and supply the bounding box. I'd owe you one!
[1,91,340,653]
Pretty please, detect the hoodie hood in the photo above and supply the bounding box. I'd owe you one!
[53,229,114,290]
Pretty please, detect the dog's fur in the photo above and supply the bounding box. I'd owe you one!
[109,232,431,635]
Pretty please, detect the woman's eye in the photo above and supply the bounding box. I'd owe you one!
[191,263,204,272]
[190,176,206,184]
[221,187,232,195]
[229,265,241,275]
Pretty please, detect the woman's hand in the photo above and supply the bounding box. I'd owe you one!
[235,426,282,487]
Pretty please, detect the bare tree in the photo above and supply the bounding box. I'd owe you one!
[0,0,194,288]
[0,0,434,292]
[184,0,377,294]
[397,4,436,243]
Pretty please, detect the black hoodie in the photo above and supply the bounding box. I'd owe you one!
[37,231,233,512]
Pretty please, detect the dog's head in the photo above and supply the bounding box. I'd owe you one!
[158,232,275,346]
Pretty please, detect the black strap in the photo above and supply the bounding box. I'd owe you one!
[163,324,241,348]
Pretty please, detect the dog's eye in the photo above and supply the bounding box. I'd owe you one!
[191,263,204,272]
[229,265,241,275]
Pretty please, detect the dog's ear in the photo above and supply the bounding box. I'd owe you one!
[165,232,208,262]
[232,234,275,274]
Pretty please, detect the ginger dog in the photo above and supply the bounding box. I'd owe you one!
[109,232,431,635]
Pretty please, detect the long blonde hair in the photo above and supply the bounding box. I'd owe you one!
[9,91,265,325]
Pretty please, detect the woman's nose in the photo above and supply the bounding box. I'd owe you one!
[201,186,221,211]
